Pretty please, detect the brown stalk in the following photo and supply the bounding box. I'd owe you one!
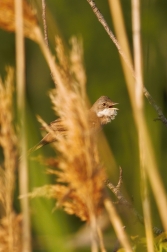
[104,199,132,252]
[41,0,49,47]
[105,168,162,236]
[97,225,106,252]
[41,0,55,84]
[0,68,22,252]
[14,0,31,251]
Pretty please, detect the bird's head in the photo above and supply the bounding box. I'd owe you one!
[90,96,118,125]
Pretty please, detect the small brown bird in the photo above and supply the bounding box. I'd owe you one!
[29,96,118,153]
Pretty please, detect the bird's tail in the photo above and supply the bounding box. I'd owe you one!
[19,141,45,161]
[27,141,45,156]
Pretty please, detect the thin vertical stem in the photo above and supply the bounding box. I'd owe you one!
[97,225,106,252]
[41,0,55,84]
[104,199,132,252]
[41,0,49,47]
[15,0,31,251]
[132,0,143,108]
[132,0,154,251]
[89,207,98,252]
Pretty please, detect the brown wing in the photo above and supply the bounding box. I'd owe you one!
[28,118,67,154]
[39,118,67,145]
[40,118,67,132]
[49,118,67,132]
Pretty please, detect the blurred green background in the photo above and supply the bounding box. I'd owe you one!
[0,0,167,251]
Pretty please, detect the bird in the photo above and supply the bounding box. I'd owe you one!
[28,96,118,154]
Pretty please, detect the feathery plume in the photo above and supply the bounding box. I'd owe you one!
[0,68,22,252]
[0,0,38,41]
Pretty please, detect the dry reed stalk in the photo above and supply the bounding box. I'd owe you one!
[104,199,132,252]
[0,68,22,252]
[41,0,49,47]
[96,226,106,252]
[107,0,167,231]
[132,0,154,251]
[14,0,31,251]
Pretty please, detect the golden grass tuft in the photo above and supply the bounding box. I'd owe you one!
[0,0,38,41]
[39,37,107,222]
[27,36,108,250]
[0,68,22,251]
[21,41,105,251]
[0,213,22,252]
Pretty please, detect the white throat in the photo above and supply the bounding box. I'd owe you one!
[97,108,118,120]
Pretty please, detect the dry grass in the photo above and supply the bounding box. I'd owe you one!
[0,0,166,251]
[0,0,38,41]
[0,1,134,251]
[0,68,22,252]
[30,36,108,251]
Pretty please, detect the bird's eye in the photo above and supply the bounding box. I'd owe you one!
[102,102,106,106]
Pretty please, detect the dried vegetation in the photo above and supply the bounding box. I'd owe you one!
[0,68,22,252]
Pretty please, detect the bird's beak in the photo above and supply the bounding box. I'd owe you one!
[111,103,119,110]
